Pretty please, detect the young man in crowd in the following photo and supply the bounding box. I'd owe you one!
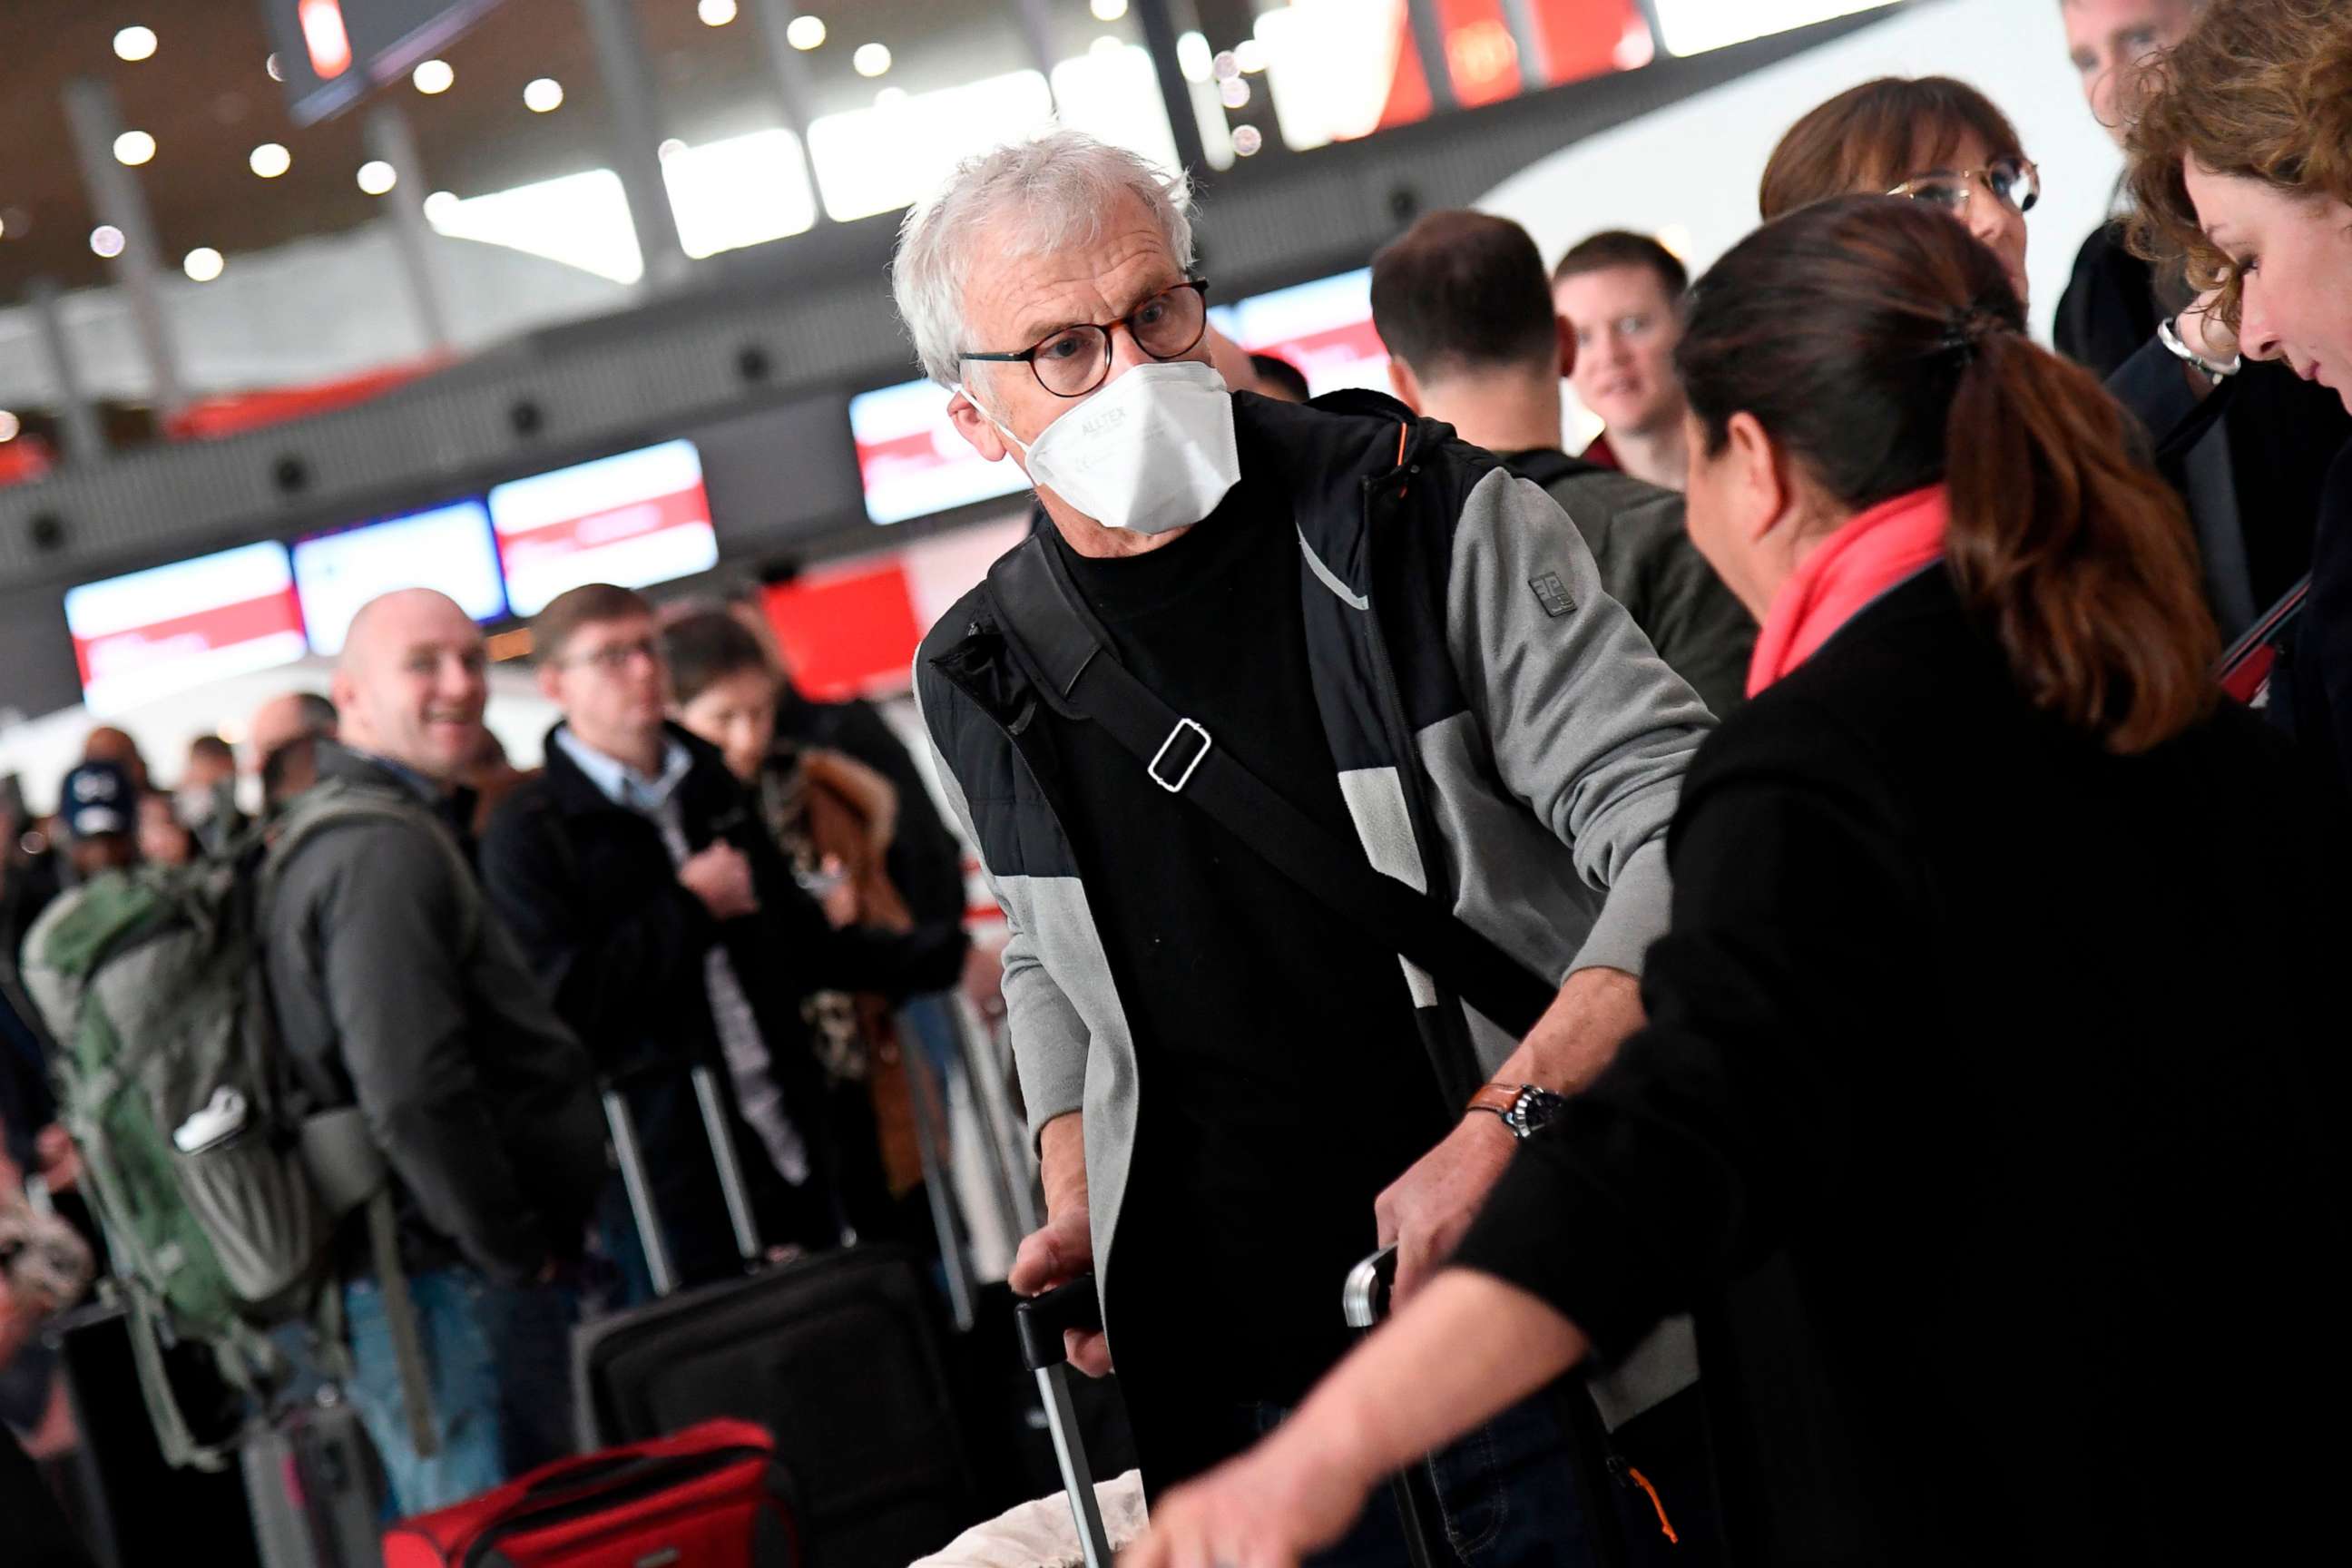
[1376,211,1754,716]
[1550,230,1693,493]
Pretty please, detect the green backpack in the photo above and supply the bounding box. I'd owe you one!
[21,782,454,1470]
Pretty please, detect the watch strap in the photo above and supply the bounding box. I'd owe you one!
[1465,1083,1524,1122]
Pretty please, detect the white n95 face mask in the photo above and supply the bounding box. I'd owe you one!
[968,360,1242,535]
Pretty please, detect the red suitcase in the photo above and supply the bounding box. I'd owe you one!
[381,1417,798,1568]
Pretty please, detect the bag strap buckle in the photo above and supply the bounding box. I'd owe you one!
[1147,719,1213,794]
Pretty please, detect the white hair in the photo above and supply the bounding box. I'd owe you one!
[891,130,1196,389]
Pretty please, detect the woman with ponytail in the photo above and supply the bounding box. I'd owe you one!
[1125,197,2346,1568]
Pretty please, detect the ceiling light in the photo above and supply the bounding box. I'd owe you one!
[357,160,397,195]
[90,225,126,259]
[1231,124,1263,157]
[1235,38,1268,74]
[524,76,564,113]
[658,137,687,161]
[698,0,739,24]
[113,130,157,166]
[265,52,283,82]
[1091,35,1122,57]
[1091,0,1129,18]
[412,58,455,94]
[0,411,20,443]
[875,86,906,107]
[852,43,890,77]
[786,15,826,51]
[1176,31,1211,83]
[250,142,291,178]
[1219,76,1250,109]
[113,26,159,63]
[182,247,224,282]
[421,190,460,223]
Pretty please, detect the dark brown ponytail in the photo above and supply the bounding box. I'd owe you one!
[1676,196,2217,753]
[1943,329,2215,751]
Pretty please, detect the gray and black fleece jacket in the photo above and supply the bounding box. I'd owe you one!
[914,391,1712,1403]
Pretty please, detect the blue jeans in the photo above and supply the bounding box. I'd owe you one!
[1256,1393,1602,1568]
[475,1275,583,1481]
[343,1270,505,1518]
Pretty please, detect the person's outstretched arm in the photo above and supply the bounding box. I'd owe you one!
[1126,1269,1587,1568]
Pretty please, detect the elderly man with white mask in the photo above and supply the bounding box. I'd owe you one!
[904,132,1714,1560]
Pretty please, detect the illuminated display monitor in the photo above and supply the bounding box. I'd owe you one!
[64,542,307,716]
[293,498,507,655]
[850,377,1029,527]
[1213,268,1388,398]
[487,439,720,617]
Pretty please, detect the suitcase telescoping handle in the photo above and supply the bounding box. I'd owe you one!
[1346,1247,1455,1568]
[1014,1276,1116,1568]
[603,1063,763,1299]
[1348,1249,1634,1568]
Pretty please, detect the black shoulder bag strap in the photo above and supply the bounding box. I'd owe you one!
[989,535,1642,1566]
[985,534,1556,1104]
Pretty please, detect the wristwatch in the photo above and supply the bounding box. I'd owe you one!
[2158,313,2242,383]
[1465,1083,1567,1141]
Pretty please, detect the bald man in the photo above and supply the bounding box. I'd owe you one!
[260,589,603,1514]
[250,691,338,812]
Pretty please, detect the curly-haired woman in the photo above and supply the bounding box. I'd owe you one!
[2125,0,2352,803]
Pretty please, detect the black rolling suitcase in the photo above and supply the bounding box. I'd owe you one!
[573,1064,977,1568]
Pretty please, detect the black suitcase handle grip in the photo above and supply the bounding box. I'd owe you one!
[1015,1275,1103,1372]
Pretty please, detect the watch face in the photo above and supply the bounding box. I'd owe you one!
[1511,1088,1565,1137]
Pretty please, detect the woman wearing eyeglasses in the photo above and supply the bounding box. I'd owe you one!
[1759,76,2039,311]
[1757,74,2336,644]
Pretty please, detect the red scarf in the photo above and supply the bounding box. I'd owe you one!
[1747,485,1949,696]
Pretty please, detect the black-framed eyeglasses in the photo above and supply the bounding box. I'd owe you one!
[959,279,1211,398]
[1888,155,2040,218]
[558,637,660,673]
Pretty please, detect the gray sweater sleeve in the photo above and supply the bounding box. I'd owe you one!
[1446,468,1713,977]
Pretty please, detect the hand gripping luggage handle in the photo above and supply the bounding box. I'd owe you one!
[1014,1276,1114,1568]
[1347,1249,1632,1568]
[1346,1248,1454,1568]
[1014,1275,1103,1372]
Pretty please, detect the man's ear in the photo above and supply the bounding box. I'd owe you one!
[535,662,564,705]
[1555,314,1578,379]
[1386,356,1424,414]
[947,387,1013,466]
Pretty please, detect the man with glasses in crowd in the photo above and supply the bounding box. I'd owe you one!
[902,132,1710,1561]
[479,585,966,1294]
